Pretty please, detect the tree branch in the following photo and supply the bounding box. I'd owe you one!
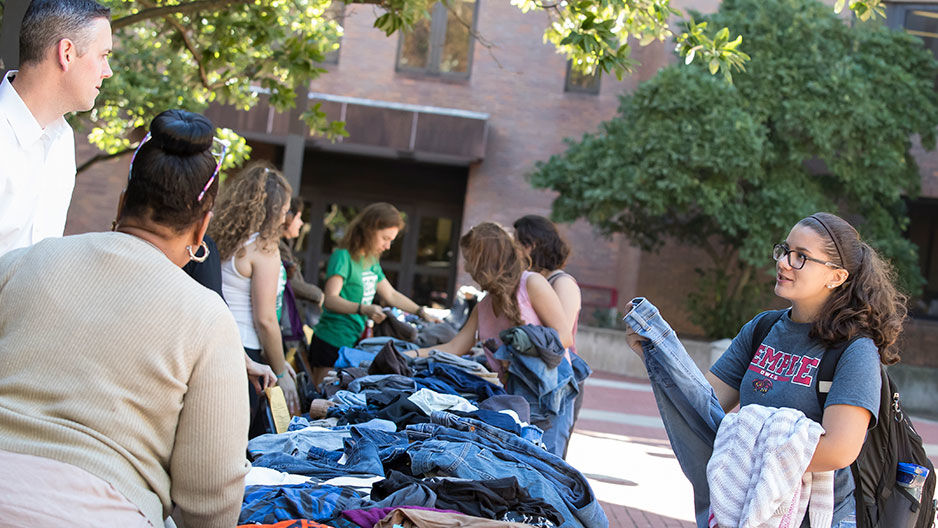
[76,147,132,176]
[139,0,216,90]
[112,0,250,30]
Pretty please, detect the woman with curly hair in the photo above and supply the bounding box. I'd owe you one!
[211,163,299,421]
[310,202,437,383]
[412,222,575,454]
[627,212,906,528]
[414,222,573,371]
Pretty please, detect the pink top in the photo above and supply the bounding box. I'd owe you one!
[477,271,541,374]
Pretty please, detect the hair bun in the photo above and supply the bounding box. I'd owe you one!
[149,109,214,156]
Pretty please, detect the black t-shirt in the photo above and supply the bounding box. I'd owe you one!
[183,234,224,302]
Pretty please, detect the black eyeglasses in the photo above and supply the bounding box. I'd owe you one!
[127,132,230,202]
[773,243,842,270]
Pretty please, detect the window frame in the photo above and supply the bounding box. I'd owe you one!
[394,0,480,80]
[885,3,938,47]
[321,2,346,65]
[564,60,602,95]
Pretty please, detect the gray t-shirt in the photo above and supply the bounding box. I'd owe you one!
[710,310,882,525]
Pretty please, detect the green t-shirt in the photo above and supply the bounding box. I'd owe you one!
[314,249,385,348]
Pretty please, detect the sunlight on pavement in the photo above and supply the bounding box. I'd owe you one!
[567,429,696,523]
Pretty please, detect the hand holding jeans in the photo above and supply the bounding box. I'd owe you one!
[622,302,648,360]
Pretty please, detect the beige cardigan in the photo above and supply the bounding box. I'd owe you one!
[0,232,250,527]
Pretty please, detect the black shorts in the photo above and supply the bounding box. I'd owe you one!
[308,334,341,367]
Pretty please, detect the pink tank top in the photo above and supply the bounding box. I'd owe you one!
[477,271,541,374]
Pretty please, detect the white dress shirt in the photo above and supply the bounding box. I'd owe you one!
[0,70,77,257]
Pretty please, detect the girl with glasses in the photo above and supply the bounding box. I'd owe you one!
[628,212,905,528]
[0,109,249,527]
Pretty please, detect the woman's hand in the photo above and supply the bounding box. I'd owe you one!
[405,348,428,359]
[622,302,648,360]
[361,303,387,323]
[277,374,301,416]
[246,356,277,394]
[417,306,442,324]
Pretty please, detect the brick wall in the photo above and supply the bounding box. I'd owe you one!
[65,138,129,235]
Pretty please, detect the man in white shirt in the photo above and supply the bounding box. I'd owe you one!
[0,0,113,256]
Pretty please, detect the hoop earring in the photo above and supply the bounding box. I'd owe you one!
[187,241,210,263]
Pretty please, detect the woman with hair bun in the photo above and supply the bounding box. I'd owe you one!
[210,163,300,422]
[0,109,249,527]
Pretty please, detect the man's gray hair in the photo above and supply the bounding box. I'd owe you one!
[19,0,111,66]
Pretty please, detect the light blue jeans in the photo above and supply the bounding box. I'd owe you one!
[832,514,856,528]
[623,297,726,528]
[624,298,856,528]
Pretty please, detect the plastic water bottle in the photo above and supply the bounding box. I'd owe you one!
[897,463,929,502]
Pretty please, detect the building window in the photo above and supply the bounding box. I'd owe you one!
[906,198,938,318]
[565,61,601,94]
[886,3,938,85]
[396,0,478,78]
[322,1,345,64]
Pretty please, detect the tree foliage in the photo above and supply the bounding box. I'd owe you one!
[530,0,938,338]
[2,0,889,174]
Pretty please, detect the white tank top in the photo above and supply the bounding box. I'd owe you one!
[221,233,287,349]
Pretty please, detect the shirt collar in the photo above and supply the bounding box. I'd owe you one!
[0,70,69,147]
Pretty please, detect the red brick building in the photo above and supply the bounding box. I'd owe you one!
[66,0,938,366]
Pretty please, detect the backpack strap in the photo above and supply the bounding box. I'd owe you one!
[814,335,865,409]
[748,310,787,361]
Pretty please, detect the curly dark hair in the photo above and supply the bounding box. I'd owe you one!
[210,162,292,260]
[460,222,527,327]
[513,215,570,272]
[341,202,405,260]
[800,212,907,365]
[120,109,217,233]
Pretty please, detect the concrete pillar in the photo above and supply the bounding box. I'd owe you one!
[281,86,311,195]
[0,0,30,73]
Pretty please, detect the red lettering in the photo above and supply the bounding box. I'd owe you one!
[752,344,767,366]
[776,353,794,375]
[760,347,785,372]
[784,355,802,377]
[792,357,820,386]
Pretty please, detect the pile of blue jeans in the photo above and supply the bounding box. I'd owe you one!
[242,336,605,528]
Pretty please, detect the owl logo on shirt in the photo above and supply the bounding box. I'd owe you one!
[752,378,773,394]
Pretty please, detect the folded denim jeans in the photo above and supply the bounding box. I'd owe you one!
[252,436,385,479]
[411,412,607,528]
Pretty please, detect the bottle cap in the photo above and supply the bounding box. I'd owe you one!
[897,463,929,486]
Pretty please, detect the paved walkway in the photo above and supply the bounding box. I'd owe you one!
[567,371,938,528]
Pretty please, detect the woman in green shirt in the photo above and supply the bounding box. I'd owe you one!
[309,202,437,383]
